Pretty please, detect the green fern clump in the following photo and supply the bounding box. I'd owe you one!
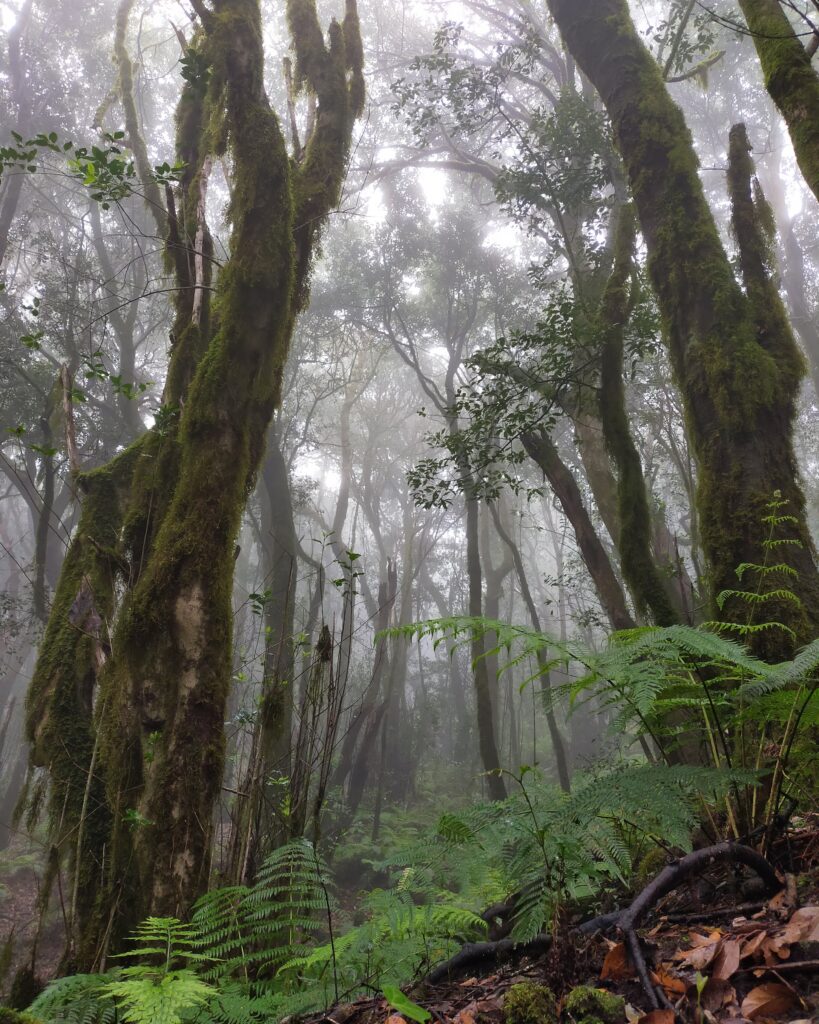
[27,973,117,1024]
[99,917,214,1024]
[192,837,333,987]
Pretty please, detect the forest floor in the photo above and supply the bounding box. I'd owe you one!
[302,819,819,1024]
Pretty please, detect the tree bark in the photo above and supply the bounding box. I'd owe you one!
[25,0,364,964]
[738,0,819,204]
[598,204,677,627]
[523,429,635,632]
[546,0,819,656]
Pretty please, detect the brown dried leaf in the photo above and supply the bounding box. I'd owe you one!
[678,937,722,971]
[474,1000,502,1015]
[783,906,819,943]
[740,982,798,1019]
[453,1009,477,1024]
[761,930,794,965]
[740,930,769,960]
[712,938,742,980]
[650,968,687,995]
[601,941,636,981]
[637,1010,675,1024]
[385,1015,408,1024]
[700,978,736,1012]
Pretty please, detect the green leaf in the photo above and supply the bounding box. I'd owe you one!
[382,985,431,1022]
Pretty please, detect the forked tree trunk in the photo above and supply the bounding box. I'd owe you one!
[546,0,819,657]
[25,0,364,965]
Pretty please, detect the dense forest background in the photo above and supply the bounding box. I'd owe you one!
[1,0,819,1021]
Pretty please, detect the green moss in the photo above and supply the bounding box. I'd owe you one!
[738,0,819,203]
[547,0,819,655]
[636,844,667,885]
[563,986,624,1024]
[504,982,557,1024]
[598,203,677,626]
[0,1009,42,1024]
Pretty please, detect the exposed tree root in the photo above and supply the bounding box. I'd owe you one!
[424,843,782,1004]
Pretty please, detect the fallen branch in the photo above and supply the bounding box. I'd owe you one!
[618,843,780,1011]
[423,844,781,997]
[424,934,552,986]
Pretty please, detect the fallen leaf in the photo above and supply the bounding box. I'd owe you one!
[459,978,478,987]
[700,978,736,1012]
[712,939,742,980]
[474,1000,502,1015]
[385,1015,407,1024]
[637,1010,674,1024]
[453,1010,476,1024]
[650,968,687,995]
[740,930,768,960]
[740,982,798,1019]
[601,941,636,981]
[761,930,794,965]
[678,937,722,971]
[625,1003,642,1024]
[783,906,819,943]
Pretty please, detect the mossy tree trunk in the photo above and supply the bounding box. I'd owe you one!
[738,0,819,205]
[522,428,636,633]
[598,203,677,627]
[26,0,363,965]
[546,0,819,658]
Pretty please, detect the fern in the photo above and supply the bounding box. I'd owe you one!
[193,838,332,983]
[99,970,212,1024]
[27,974,118,1023]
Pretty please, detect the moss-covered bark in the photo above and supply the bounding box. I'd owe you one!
[598,204,677,627]
[114,0,167,242]
[546,0,819,658]
[101,0,363,920]
[522,428,635,632]
[25,0,364,962]
[738,0,819,205]
[24,442,143,967]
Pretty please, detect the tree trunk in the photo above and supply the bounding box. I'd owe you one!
[546,0,819,656]
[523,429,635,632]
[466,492,507,800]
[598,204,677,627]
[738,0,819,205]
[488,502,571,792]
[25,0,364,964]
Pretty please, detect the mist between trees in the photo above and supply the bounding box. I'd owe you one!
[1,0,819,1018]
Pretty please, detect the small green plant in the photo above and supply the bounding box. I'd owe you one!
[382,984,431,1023]
[99,917,213,1024]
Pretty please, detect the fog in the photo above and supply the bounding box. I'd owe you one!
[1,0,818,1001]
